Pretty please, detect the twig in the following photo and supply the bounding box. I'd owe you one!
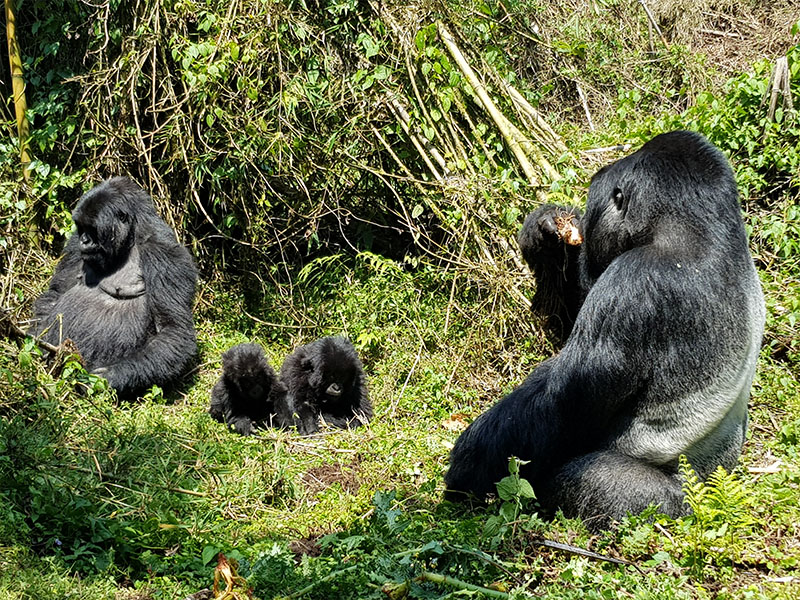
[575,82,595,132]
[1,308,61,354]
[581,144,633,155]
[698,28,742,39]
[532,538,641,572]
[638,0,670,50]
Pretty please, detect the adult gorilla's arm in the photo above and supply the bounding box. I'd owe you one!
[96,232,197,395]
[32,236,83,324]
[445,250,655,500]
[518,204,584,339]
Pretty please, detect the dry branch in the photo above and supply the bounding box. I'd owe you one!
[437,21,541,188]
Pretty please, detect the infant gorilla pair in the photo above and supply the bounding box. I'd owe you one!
[209,336,372,436]
[445,131,765,529]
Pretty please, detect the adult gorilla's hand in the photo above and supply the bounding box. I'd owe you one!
[519,204,582,258]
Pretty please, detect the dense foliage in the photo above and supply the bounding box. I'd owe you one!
[1,1,799,599]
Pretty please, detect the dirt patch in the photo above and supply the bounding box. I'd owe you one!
[288,536,324,558]
[301,455,363,496]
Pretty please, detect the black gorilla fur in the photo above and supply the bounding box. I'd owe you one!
[209,343,290,436]
[445,131,765,528]
[518,206,582,342]
[33,177,198,396]
[279,336,372,435]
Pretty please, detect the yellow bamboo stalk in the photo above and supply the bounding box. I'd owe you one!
[437,21,539,187]
[5,0,31,179]
[501,79,568,155]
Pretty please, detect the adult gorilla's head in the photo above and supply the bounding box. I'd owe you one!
[72,177,156,272]
[579,130,740,284]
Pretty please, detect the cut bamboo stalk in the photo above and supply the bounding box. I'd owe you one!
[500,79,568,154]
[436,94,476,176]
[638,0,670,50]
[437,21,540,187]
[371,125,428,196]
[452,91,499,171]
[404,52,453,174]
[387,97,443,181]
[388,96,449,178]
[5,0,31,179]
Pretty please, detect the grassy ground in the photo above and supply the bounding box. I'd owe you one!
[2,1,800,599]
[1,233,799,599]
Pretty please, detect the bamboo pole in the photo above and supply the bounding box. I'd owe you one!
[499,78,568,155]
[5,0,31,180]
[437,21,540,187]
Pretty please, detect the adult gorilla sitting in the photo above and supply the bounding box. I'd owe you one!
[33,177,198,397]
[445,131,765,528]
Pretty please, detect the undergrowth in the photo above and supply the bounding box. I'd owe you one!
[1,1,800,599]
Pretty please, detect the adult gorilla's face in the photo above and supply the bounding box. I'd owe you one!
[72,187,135,272]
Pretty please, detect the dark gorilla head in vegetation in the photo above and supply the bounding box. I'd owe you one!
[578,131,742,285]
[71,178,150,273]
[279,336,372,435]
[447,131,765,529]
[209,343,289,436]
[32,177,198,397]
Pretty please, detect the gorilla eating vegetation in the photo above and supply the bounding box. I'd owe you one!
[209,343,290,436]
[279,336,372,435]
[33,177,198,397]
[445,131,765,528]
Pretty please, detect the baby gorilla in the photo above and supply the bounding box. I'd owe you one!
[279,336,372,435]
[209,343,289,436]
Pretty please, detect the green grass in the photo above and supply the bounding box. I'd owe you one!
[2,3,799,598]
[2,242,800,599]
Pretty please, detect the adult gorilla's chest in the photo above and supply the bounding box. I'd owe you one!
[47,248,154,368]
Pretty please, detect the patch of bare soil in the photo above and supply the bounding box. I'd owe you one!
[301,456,363,496]
[288,536,324,558]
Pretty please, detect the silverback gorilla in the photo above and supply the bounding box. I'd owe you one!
[33,177,198,397]
[445,131,765,528]
[209,343,290,435]
[279,336,372,435]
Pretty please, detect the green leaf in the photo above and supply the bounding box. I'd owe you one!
[411,204,423,219]
[496,475,518,501]
[373,65,390,80]
[518,479,535,499]
[358,33,379,58]
[201,546,219,566]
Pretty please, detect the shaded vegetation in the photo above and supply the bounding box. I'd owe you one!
[1,0,800,598]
